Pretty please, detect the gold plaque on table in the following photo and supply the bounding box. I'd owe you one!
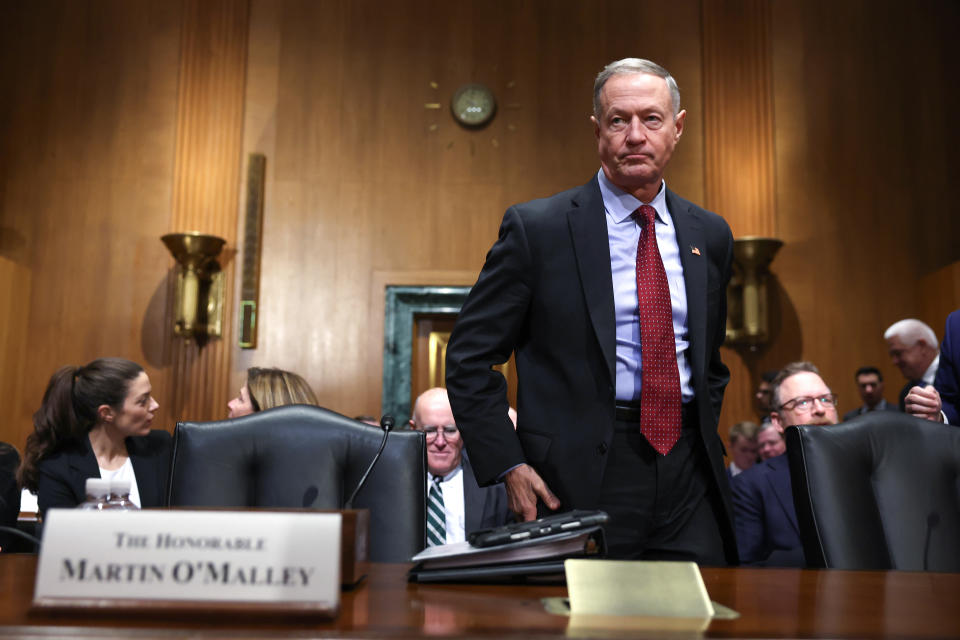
[564,559,714,634]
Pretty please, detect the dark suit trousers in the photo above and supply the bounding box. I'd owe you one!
[597,405,727,566]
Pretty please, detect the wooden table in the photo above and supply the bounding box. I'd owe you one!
[1,555,958,637]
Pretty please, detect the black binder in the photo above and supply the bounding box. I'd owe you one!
[408,524,606,584]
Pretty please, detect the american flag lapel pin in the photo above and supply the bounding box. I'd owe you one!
[691,246,701,256]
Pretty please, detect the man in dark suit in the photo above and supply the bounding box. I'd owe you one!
[410,388,510,546]
[884,319,940,412]
[934,310,960,424]
[842,365,898,421]
[732,362,839,566]
[446,58,736,564]
[908,310,959,424]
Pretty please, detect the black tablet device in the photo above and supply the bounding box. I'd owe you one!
[467,509,609,548]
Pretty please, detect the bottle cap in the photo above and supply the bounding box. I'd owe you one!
[109,478,132,494]
[84,478,111,496]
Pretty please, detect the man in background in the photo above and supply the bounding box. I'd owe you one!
[409,388,510,547]
[934,311,960,424]
[843,366,897,421]
[727,421,759,477]
[884,319,940,411]
[908,311,960,424]
[755,422,786,460]
[754,370,778,426]
[732,362,839,566]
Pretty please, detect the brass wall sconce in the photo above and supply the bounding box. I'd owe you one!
[161,232,226,340]
[726,236,783,346]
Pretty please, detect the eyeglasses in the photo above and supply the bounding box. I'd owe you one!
[417,425,459,441]
[778,394,838,413]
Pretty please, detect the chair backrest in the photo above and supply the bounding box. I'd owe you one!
[167,405,426,562]
[787,412,960,571]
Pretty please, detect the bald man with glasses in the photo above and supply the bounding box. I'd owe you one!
[731,362,839,566]
[410,388,511,547]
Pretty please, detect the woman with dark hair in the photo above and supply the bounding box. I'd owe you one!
[227,367,319,418]
[19,358,171,517]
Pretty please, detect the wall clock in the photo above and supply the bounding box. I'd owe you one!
[450,83,497,128]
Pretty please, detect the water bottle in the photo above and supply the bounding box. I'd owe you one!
[78,478,111,510]
[107,479,139,510]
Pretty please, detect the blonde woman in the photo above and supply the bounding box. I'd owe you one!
[227,367,319,418]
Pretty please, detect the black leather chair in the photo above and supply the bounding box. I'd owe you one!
[0,443,24,552]
[787,411,960,571]
[167,405,426,562]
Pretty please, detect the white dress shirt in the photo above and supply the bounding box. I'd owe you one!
[426,464,466,544]
[99,457,141,507]
[598,169,693,403]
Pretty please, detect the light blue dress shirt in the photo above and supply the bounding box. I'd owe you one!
[597,169,693,404]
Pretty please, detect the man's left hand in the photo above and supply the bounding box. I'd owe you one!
[904,384,943,422]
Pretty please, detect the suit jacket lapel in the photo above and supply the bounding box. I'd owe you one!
[568,177,616,382]
[70,435,100,494]
[766,455,800,534]
[667,189,707,386]
[128,438,161,507]
[462,455,482,535]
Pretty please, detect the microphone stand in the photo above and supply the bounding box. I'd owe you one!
[344,415,394,510]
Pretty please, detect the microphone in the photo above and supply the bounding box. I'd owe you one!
[344,415,395,509]
[0,525,41,552]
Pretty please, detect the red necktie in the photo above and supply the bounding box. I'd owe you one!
[634,204,682,455]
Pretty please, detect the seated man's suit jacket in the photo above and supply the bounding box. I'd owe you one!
[935,310,960,424]
[731,453,805,567]
[37,430,172,517]
[462,454,511,534]
[842,399,898,422]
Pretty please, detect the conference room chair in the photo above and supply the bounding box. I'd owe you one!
[167,405,426,562]
[0,442,27,552]
[786,411,960,571]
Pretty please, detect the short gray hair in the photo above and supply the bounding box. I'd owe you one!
[593,58,681,118]
[883,319,937,347]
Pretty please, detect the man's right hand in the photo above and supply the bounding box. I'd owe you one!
[905,384,944,422]
[504,463,561,521]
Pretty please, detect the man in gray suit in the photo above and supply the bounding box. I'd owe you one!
[409,388,510,545]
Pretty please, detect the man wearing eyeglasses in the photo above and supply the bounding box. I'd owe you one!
[410,388,511,546]
[732,362,839,566]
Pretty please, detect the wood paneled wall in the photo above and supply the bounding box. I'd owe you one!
[1,0,958,455]
[165,0,249,426]
[742,0,960,425]
[702,0,776,238]
[0,1,183,446]
[233,0,707,418]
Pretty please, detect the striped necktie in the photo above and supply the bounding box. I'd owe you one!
[426,475,446,547]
